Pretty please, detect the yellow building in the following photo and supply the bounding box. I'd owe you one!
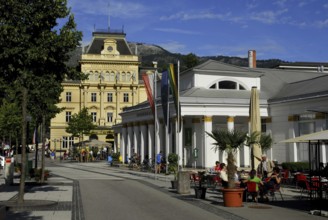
[50,30,147,155]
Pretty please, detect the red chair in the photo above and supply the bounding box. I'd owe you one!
[295,174,307,189]
[246,181,259,203]
[281,169,290,184]
[298,180,319,199]
[269,184,284,201]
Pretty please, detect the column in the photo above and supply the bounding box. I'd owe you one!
[83,86,88,107]
[121,125,127,163]
[148,122,154,160]
[265,117,273,161]
[158,121,164,153]
[288,115,299,162]
[203,116,216,168]
[192,118,201,168]
[177,118,183,167]
[99,86,105,125]
[140,122,147,163]
[315,114,327,164]
[116,91,120,122]
[127,124,133,160]
[133,123,139,154]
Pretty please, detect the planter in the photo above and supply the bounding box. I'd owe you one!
[194,187,207,199]
[221,188,244,207]
[171,180,178,189]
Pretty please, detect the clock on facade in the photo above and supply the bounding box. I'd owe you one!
[107,46,113,52]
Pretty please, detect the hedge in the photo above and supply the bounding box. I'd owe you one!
[281,162,309,172]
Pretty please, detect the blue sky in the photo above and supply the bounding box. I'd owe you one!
[67,0,328,62]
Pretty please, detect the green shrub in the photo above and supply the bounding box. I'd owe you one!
[168,153,179,179]
[111,152,120,161]
[281,162,309,172]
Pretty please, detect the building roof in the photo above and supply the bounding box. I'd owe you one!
[257,68,326,99]
[269,75,328,103]
[185,60,264,78]
[85,31,132,55]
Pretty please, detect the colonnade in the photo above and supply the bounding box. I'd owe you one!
[115,115,268,168]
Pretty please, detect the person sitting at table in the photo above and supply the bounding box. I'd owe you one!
[213,161,221,173]
[262,167,281,201]
[219,163,228,187]
[244,169,263,202]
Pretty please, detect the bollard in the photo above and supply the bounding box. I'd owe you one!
[177,171,190,194]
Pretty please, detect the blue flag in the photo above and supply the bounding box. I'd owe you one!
[161,71,169,126]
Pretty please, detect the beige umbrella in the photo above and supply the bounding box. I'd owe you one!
[250,86,262,169]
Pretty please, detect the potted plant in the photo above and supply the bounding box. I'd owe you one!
[168,153,179,189]
[206,129,258,207]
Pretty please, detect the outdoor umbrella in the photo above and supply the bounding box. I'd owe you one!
[250,86,262,169]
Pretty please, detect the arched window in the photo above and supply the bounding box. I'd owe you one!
[94,72,99,81]
[219,81,237,90]
[121,72,126,82]
[110,72,115,81]
[208,80,247,90]
[105,72,110,81]
[127,72,131,81]
[209,83,217,89]
[88,71,94,81]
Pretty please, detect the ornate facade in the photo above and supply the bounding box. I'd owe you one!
[50,30,147,155]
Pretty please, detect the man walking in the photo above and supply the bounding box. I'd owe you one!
[156,151,162,174]
[257,154,275,178]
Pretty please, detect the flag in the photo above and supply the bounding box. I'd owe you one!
[142,73,155,116]
[168,63,182,132]
[161,71,169,126]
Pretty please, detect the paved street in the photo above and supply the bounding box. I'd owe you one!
[1,159,328,220]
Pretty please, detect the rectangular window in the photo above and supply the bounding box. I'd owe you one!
[66,92,72,102]
[62,136,74,149]
[107,112,113,122]
[66,111,71,122]
[107,93,113,102]
[91,112,97,122]
[91,93,97,102]
[123,93,129,102]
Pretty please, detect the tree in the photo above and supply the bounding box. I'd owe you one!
[0,0,82,203]
[259,133,273,152]
[66,107,96,152]
[183,53,199,69]
[206,129,259,189]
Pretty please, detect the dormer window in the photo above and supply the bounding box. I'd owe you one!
[209,80,247,90]
[219,81,236,90]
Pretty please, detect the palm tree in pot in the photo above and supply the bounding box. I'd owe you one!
[206,129,259,206]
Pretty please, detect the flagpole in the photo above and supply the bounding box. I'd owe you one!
[154,68,158,178]
[176,60,182,169]
[166,73,170,174]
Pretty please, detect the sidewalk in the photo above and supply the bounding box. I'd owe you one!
[1,161,327,220]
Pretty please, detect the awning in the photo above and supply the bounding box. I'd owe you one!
[280,130,328,143]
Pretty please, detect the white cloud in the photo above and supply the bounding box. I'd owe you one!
[153,28,201,35]
[273,0,287,8]
[160,11,231,21]
[324,3,328,9]
[68,0,148,18]
[250,9,288,24]
[315,19,328,28]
